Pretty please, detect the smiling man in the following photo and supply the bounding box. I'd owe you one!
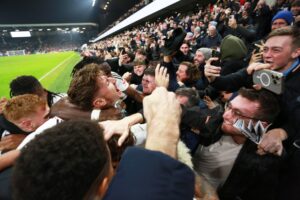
[204,26,300,199]
[192,88,282,200]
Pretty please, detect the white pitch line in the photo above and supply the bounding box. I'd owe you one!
[39,54,75,81]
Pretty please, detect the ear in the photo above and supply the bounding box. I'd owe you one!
[291,48,300,59]
[93,98,107,109]
[95,176,110,199]
[18,119,34,132]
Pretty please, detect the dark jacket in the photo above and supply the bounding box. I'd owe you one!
[219,35,248,75]
[210,63,300,199]
[106,58,133,76]
[104,147,195,200]
[218,139,282,200]
[201,34,223,48]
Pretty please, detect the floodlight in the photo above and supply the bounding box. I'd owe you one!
[10,31,31,38]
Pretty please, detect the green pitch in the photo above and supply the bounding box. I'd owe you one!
[0,51,81,98]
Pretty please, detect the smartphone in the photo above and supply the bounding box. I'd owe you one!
[253,69,284,94]
[211,50,221,66]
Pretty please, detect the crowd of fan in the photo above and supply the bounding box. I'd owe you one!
[99,0,153,35]
[0,0,300,199]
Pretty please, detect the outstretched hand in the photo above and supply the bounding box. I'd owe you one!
[155,64,169,88]
[144,87,181,158]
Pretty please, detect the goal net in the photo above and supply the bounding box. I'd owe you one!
[6,50,26,56]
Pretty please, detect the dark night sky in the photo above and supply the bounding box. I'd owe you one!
[0,0,139,31]
[0,0,100,24]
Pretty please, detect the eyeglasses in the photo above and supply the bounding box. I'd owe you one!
[293,140,300,149]
[224,102,261,121]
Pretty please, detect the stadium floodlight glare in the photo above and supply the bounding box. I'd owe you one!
[10,31,31,38]
[92,0,96,7]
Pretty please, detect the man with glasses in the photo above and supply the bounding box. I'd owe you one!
[192,88,282,200]
[204,26,300,199]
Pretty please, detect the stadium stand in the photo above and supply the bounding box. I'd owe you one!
[0,23,98,56]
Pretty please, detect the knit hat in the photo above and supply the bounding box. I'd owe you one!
[272,10,294,25]
[220,35,247,61]
[197,48,212,60]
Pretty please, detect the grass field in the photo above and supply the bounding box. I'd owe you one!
[0,51,81,98]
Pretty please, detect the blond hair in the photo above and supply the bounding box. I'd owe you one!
[3,94,46,122]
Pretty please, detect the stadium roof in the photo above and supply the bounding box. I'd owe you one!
[0,23,98,28]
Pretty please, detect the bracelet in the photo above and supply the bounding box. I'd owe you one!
[91,109,101,121]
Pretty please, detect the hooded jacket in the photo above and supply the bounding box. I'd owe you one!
[219,35,248,76]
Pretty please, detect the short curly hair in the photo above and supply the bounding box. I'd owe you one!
[12,120,110,200]
[3,94,47,122]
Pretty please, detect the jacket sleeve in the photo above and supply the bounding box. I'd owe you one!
[161,61,179,92]
[210,68,253,92]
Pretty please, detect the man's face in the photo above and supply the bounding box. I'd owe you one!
[133,65,146,76]
[271,19,288,30]
[121,54,131,64]
[221,95,260,135]
[176,64,189,82]
[142,75,156,95]
[208,27,216,37]
[94,75,122,108]
[291,5,300,16]
[180,44,189,55]
[176,95,189,106]
[22,104,50,132]
[194,51,206,66]
[263,35,298,72]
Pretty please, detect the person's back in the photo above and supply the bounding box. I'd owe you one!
[13,120,113,200]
